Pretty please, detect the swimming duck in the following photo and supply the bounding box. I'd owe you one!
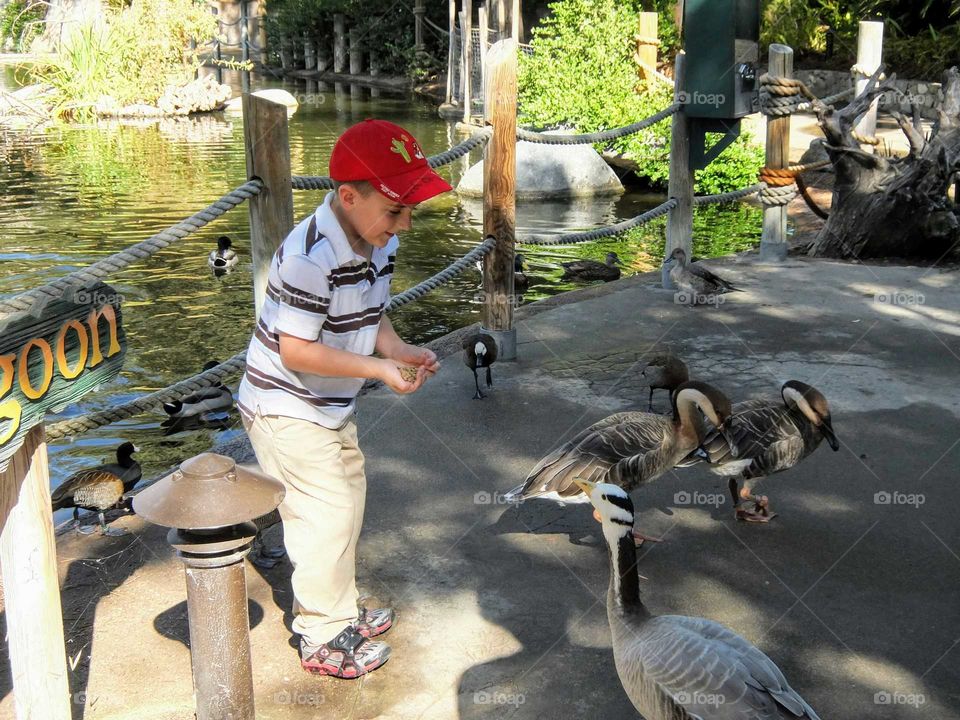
[679,380,839,522]
[51,442,141,536]
[561,252,622,282]
[641,352,689,411]
[162,361,234,418]
[666,248,741,304]
[577,479,822,720]
[462,332,498,399]
[514,253,530,295]
[505,382,737,542]
[208,236,239,269]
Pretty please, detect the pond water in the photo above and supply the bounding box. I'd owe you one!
[0,63,763,520]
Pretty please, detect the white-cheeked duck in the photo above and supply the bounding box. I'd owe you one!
[51,442,141,536]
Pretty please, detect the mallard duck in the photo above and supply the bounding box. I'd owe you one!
[51,442,141,536]
[162,360,234,418]
[505,382,737,542]
[679,380,839,523]
[514,253,529,295]
[462,332,498,399]
[577,479,822,720]
[641,351,689,411]
[208,236,239,269]
[561,252,622,282]
[666,248,741,304]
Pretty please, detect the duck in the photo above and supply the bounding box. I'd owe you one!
[162,360,234,418]
[462,332,498,399]
[666,248,741,304]
[576,478,822,720]
[505,381,737,543]
[208,236,239,269]
[678,380,839,523]
[51,442,141,536]
[641,351,689,411]
[561,252,622,282]
[514,253,530,295]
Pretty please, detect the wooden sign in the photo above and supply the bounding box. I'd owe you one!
[0,282,126,471]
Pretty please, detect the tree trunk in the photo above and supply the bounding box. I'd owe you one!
[810,67,960,260]
[34,0,105,52]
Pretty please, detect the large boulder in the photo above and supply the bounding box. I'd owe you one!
[456,132,624,199]
[224,89,300,115]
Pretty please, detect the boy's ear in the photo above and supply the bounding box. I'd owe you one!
[337,184,355,209]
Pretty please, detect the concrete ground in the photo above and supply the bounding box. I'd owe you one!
[3,253,958,719]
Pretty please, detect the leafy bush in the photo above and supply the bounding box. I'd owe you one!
[0,0,46,50]
[519,0,763,193]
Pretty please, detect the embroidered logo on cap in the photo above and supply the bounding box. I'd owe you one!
[391,137,411,163]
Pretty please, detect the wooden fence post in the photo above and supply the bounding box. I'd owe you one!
[854,19,884,152]
[349,27,362,74]
[511,0,520,42]
[414,0,425,52]
[304,33,315,72]
[664,51,692,288]
[759,44,792,262]
[481,39,517,360]
[243,95,295,318]
[445,0,457,104]
[333,14,346,73]
[635,11,658,84]
[479,1,488,112]
[0,425,71,720]
[462,5,473,124]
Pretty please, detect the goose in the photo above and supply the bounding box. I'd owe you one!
[576,478,822,720]
[505,382,737,542]
[208,236,239,269]
[249,508,287,568]
[51,442,141,536]
[679,380,839,523]
[561,252,622,282]
[514,253,530,295]
[666,248,740,304]
[162,360,234,418]
[462,332,498,399]
[641,352,689,411]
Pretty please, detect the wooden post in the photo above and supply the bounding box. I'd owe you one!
[0,425,71,720]
[479,1,488,113]
[304,33,315,72]
[370,52,380,77]
[280,37,291,70]
[511,0,520,42]
[243,95,295,317]
[495,0,506,39]
[462,5,473,124]
[854,20,884,153]
[333,14,346,73]
[254,0,267,64]
[349,27,362,74]
[664,51,692,288]
[445,0,457,104]
[759,44,793,262]
[414,0,425,52]
[240,0,249,66]
[635,12,658,84]
[481,39,517,360]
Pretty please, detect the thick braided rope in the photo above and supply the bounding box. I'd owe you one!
[0,180,263,316]
[758,183,797,206]
[693,183,765,205]
[515,103,680,145]
[44,353,248,442]
[291,130,492,191]
[796,86,854,112]
[519,199,677,245]
[387,236,496,310]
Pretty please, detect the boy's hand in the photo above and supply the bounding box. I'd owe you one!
[378,359,428,394]
[397,345,441,375]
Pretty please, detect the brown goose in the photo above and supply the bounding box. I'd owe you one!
[505,382,737,540]
[577,478,822,720]
[561,252,622,282]
[679,381,839,522]
[641,352,689,411]
[666,248,741,304]
[51,442,141,536]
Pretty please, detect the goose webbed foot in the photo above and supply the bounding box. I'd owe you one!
[631,529,663,547]
[101,526,129,537]
[76,524,99,535]
[734,495,778,523]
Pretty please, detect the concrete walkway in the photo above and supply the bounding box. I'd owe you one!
[5,255,958,719]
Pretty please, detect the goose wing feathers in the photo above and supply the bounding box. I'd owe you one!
[508,412,672,499]
[620,615,820,719]
[688,263,740,292]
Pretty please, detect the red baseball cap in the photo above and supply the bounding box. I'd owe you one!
[329,119,453,204]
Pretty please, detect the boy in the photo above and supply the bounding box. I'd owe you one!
[238,119,448,678]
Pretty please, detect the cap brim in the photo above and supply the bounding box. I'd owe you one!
[374,166,453,205]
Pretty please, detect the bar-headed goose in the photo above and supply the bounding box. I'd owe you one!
[577,478,821,719]
[681,380,839,522]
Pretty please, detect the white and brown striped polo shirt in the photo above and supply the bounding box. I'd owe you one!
[238,192,398,429]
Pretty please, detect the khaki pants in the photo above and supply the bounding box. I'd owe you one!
[243,409,366,649]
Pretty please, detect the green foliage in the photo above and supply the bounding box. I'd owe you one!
[32,0,216,119]
[0,0,46,50]
[519,0,763,193]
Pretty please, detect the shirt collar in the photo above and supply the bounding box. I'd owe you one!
[315,192,397,271]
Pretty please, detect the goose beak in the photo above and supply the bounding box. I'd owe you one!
[820,419,840,451]
[573,478,597,496]
[719,424,739,459]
